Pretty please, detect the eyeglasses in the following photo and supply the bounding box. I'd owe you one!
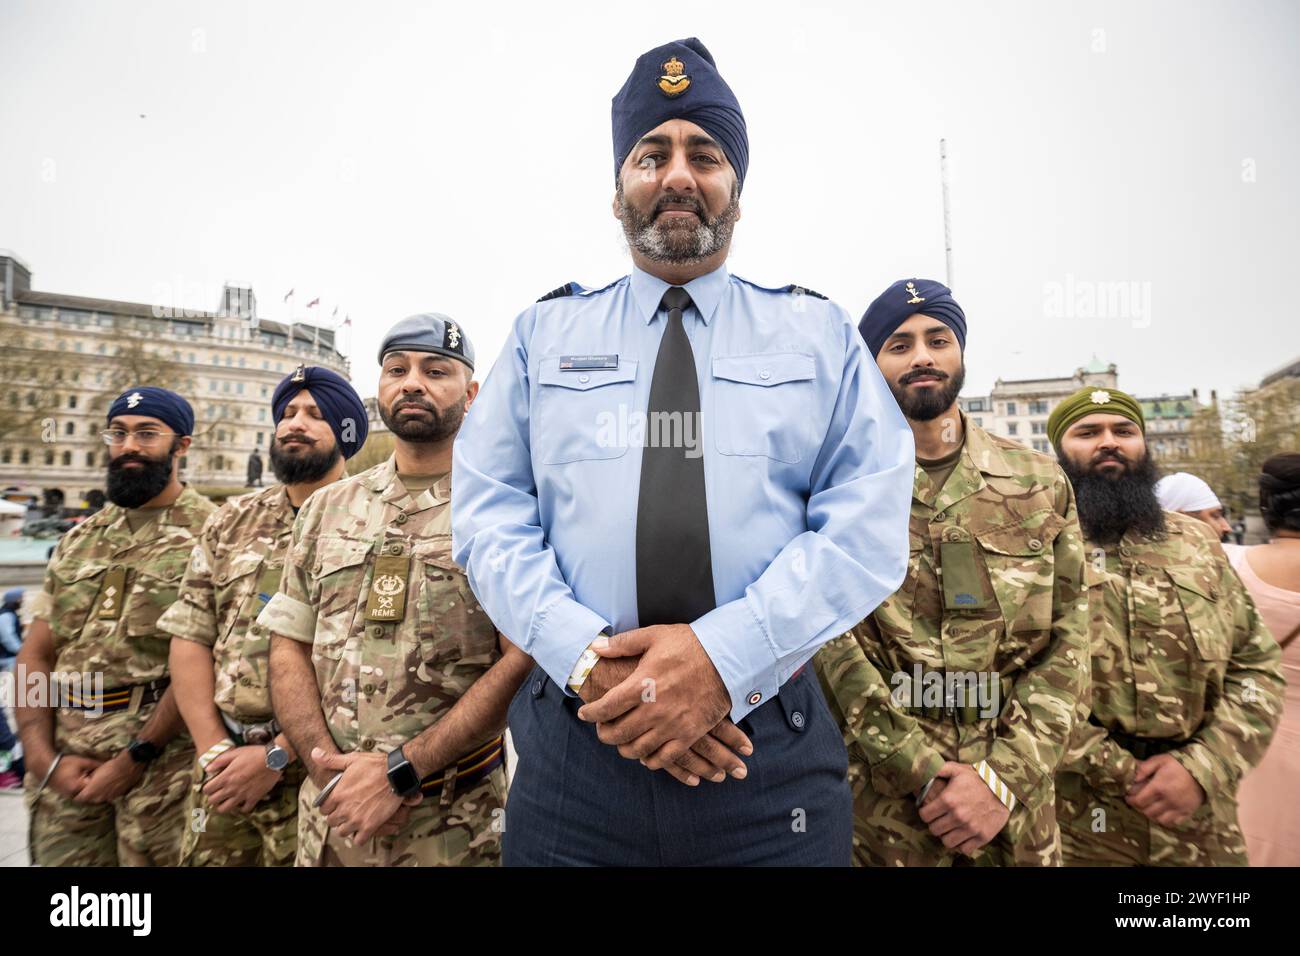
[101,429,176,447]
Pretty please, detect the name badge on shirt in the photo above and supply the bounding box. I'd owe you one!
[96,567,127,620]
[559,354,618,371]
[364,554,411,622]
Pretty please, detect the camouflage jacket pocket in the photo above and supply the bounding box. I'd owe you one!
[310,537,372,659]
[1167,566,1230,662]
[212,551,265,642]
[47,559,106,646]
[416,550,498,668]
[974,510,1064,650]
[124,561,185,639]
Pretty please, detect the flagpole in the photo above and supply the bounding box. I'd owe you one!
[940,138,954,289]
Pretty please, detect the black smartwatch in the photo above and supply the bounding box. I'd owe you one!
[386,746,421,797]
[126,738,162,765]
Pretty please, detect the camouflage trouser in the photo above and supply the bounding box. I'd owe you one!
[294,766,506,867]
[25,705,193,866]
[846,759,1060,866]
[179,761,304,867]
[1055,770,1248,866]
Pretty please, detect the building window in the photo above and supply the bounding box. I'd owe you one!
[0,449,9,464]
[210,380,217,392]
[44,449,54,466]
[1006,402,1017,416]
[236,382,244,394]
[1031,421,1046,435]
[222,381,230,393]
[1033,439,1048,453]
[1007,422,1019,436]
[86,451,96,466]
[20,449,30,464]
[189,353,197,363]
[61,451,72,466]
[1029,400,1048,414]
[64,421,74,436]
[256,432,263,445]
[258,408,266,421]
[67,395,77,409]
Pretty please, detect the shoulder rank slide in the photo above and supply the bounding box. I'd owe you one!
[786,284,828,299]
[537,282,582,302]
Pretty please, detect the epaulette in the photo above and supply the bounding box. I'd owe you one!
[535,278,622,303]
[537,282,584,302]
[785,284,828,299]
[734,274,829,299]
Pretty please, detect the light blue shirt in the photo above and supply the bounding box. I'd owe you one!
[452,263,915,721]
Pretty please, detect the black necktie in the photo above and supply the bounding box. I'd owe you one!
[636,287,716,626]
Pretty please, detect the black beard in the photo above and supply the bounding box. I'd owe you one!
[105,443,177,508]
[269,439,341,485]
[888,363,965,422]
[1060,448,1167,545]
[617,182,740,264]
[379,395,466,443]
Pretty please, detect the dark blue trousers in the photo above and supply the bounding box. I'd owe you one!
[503,666,851,866]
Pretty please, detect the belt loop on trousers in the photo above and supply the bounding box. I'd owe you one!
[127,684,144,716]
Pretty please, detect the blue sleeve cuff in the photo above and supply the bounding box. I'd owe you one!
[691,597,780,722]
[527,597,612,697]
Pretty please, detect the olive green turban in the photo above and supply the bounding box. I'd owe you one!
[1046,386,1145,446]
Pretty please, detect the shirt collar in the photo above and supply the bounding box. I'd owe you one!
[630,262,729,326]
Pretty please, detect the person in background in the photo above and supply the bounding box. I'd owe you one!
[1154,472,1232,542]
[0,587,24,788]
[1228,453,1300,866]
[1233,518,1247,546]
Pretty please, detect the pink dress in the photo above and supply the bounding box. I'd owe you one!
[1225,544,1300,866]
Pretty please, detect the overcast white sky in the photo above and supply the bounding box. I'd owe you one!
[2,0,1297,403]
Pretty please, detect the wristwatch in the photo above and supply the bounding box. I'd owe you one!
[126,738,162,765]
[265,741,291,772]
[386,746,421,797]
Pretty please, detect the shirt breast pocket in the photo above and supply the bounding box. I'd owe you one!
[310,538,372,660]
[974,511,1064,652]
[1167,567,1230,662]
[213,551,265,644]
[416,548,498,669]
[534,358,639,464]
[47,560,105,644]
[125,560,186,640]
[711,352,816,463]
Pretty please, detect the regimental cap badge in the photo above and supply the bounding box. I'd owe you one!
[905,281,926,305]
[1090,389,1112,405]
[292,364,306,383]
[444,320,462,352]
[126,391,143,409]
[657,56,691,98]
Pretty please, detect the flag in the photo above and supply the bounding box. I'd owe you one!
[306,297,320,309]
[283,288,294,303]
[343,314,352,327]
[332,306,339,319]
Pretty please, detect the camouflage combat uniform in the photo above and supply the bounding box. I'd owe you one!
[1056,511,1283,866]
[815,420,1089,866]
[257,455,505,867]
[24,487,215,866]
[157,483,305,867]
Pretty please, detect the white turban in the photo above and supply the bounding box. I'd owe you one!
[1155,472,1222,513]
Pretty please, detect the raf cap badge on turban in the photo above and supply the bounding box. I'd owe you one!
[659,56,690,97]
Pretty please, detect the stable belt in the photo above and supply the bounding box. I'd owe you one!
[62,677,169,713]
[1092,717,1189,760]
[419,735,504,795]
[220,711,281,746]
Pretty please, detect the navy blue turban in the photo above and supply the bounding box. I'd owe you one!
[107,386,194,436]
[271,366,369,460]
[612,37,750,193]
[859,278,967,357]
